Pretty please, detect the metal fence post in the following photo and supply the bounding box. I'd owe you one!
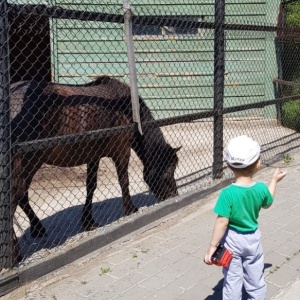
[123,0,143,135]
[213,0,225,179]
[275,2,285,126]
[0,0,13,269]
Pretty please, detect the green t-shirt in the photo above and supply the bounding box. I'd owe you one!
[213,182,273,232]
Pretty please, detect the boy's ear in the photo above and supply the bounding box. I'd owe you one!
[256,158,261,168]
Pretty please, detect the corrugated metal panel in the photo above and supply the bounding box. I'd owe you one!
[51,0,280,119]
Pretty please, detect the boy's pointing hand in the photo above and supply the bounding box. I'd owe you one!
[272,168,287,182]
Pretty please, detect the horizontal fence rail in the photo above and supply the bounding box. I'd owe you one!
[9,4,279,32]
[12,93,300,155]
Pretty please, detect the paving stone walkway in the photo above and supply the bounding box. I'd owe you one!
[2,151,300,300]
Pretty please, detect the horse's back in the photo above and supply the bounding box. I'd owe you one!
[50,76,131,100]
[10,78,133,167]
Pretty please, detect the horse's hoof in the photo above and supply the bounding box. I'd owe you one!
[86,224,99,231]
[31,226,47,238]
[15,253,23,263]
[82,221,99,231]
[125,206,138,216]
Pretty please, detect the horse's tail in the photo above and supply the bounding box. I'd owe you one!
[11,80,48,143]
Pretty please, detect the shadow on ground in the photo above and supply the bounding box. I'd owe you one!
[18,192,157,261]
[204,263,273,299]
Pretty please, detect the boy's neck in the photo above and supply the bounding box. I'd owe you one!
[234,176,254,185]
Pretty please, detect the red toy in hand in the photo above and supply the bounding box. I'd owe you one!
[211,244,233,268]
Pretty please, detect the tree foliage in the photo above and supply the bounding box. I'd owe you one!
[281,2,300,131]
[285,2,300,26]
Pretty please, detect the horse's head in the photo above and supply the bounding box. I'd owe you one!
[143,145,180,201]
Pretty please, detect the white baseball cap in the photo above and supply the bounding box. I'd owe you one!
[225,135,260,168]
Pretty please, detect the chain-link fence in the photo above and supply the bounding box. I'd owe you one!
[1,0,300,293]
[275,1,300,132]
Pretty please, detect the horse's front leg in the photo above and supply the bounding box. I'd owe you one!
[113,153,138,216]
[82,160,100,231]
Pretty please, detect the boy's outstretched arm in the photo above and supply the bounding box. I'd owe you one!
[263,168,287,209]
[268,168,287,197]
[204,216,229,265]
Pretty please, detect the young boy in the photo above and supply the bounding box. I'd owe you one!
[204,135,287,300]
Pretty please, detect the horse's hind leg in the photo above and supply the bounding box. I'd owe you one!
[15,156,47,238]
[82,159,100,231]
[113,152,138,216]
[19,191,47,238]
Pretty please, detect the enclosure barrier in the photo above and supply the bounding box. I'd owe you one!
[0,0,13,271]
[10,94,300,156]
[1,0,300,295]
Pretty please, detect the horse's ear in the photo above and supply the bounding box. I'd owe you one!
[174,146,182,152]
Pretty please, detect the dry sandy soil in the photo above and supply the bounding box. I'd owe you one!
[12,117,300,266]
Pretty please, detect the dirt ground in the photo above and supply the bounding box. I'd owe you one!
[13,117,300,267]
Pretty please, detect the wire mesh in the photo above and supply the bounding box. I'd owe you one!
[0,0,300,278]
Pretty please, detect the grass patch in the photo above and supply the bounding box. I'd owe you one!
[141,248,150,253]
[100,267,111,275]
[282,99,300,132]
[283,153,293,164]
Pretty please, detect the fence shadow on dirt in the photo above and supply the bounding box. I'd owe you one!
[18,192,157,262]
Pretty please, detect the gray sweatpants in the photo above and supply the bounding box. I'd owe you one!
[222,228,266,300]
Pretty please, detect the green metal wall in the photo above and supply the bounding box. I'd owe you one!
[50,0,281,119]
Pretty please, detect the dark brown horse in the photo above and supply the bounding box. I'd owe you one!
[10,76,180,262]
